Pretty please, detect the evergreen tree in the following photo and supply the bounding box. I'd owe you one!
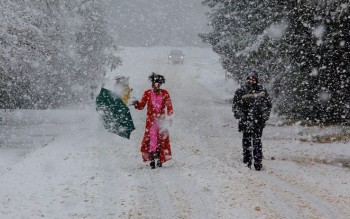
[201,0,350,125]
[275,1,350,124]
[200,0,289,83]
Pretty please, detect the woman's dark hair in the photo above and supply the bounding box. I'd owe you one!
[148,72,165,84]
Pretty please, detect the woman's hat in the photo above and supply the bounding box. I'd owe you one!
[148,72,165,84]
[115,76,129,84]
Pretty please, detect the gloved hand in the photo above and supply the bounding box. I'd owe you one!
[131,100,139,106]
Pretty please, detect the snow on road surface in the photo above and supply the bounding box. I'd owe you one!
[0,47,349,219]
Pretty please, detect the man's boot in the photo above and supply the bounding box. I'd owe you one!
[254,163,262,171]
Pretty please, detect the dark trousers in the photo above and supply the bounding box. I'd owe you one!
[150,151,160,161]
[242,128,263,164]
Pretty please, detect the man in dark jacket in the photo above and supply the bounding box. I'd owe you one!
[232,71,272,170]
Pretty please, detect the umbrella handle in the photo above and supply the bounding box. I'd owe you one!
[130,97,138,106]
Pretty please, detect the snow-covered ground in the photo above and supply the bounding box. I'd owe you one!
[0,47,349,219]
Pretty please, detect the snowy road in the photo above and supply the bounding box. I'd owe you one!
[0,47,349,218]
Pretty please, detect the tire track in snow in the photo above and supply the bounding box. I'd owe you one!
[259,171,339,218]
[133,169,177,219]
[150,171,192,218]
[158,166,218,219]
[128,161,218,219]
[264,162,350,219]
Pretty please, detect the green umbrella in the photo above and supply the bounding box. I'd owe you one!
[96,87,135,139]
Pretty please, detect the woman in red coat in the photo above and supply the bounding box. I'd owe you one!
[132,73,173,169]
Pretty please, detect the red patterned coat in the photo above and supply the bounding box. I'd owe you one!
[134,89,173,163]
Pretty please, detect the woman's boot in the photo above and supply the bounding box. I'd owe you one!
[150,152,156,169]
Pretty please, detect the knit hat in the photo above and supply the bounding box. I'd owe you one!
[246,71,258,82]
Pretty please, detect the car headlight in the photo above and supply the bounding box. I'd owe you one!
[181,56,184,59]
[168,56,171,58]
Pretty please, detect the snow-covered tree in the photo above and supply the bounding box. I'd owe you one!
[201,0,350,125]
[275,1,350,124]
[200,0,288,83]
[0,0,115,109]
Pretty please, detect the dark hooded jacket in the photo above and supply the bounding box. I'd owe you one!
[232,72,272,132]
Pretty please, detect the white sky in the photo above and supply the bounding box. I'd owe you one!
[105,0,210,46]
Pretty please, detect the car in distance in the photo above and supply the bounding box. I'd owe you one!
[168,50,184,64]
